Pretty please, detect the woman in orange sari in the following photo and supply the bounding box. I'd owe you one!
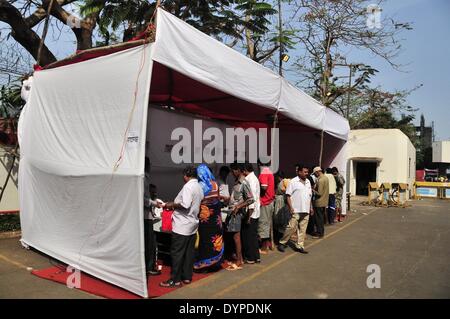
[194,165,224,271]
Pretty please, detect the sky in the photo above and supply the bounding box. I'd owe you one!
[1,0,449,140]
[341,0,450,140]
[281,0,450,141]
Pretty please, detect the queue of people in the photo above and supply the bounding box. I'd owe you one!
[143,160,345,288]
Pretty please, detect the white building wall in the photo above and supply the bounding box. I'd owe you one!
[406,137,417,196]
[347,129,416,196]
[433,140,450,163]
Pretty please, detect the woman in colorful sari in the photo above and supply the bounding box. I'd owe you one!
[194,164,224,271]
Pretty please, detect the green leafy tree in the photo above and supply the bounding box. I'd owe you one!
[1,1,283,65]
[235,0,279,62]
[81,0,281,45]
[0,83,23,119]
[220,0,296,72]
[0,0,107,65]
[349,86,419,145]
[0,83,23,145]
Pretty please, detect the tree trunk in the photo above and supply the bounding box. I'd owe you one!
[0,0,56,65]
[1,0,103,63]
[322,31,334,107]
[74,28,93,50]
[245,15,255,60]
[74,14,99,50]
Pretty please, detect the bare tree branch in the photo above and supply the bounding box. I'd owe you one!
[24,0,77,28]
[0,0,56,65]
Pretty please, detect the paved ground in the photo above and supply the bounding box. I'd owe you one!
[1,198,449,299]
[0,237,98,299]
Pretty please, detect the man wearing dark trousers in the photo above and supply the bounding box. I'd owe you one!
[257,160,275,253]
[227,162,255,269]
[143,157,161,276]
[312,166,329,239]
[242,163,261,264]
[332,167,346,222]
[144,184,162,276]
[160,166,204,288]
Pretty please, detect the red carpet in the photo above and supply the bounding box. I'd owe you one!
[31,264,212,299]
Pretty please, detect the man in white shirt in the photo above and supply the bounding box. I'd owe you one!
[278,164,313,254]
[325,168,337,225]
[242,163,261,263]
[144,183,162,276]
[143,157,161,276]
[218,165,231,203]
[160,166,204,288]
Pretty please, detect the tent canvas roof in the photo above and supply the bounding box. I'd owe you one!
[41,8,349,140]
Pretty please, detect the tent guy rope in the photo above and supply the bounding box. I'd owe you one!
[112,41,149,172]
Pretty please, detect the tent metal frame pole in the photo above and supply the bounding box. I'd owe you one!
[319,130,324,167]
[277,0,283,77]
[271,110,279,166]
[154,0,161,28]
[0,145,19,204]
[269,110,279,251]
[43,40,150,70]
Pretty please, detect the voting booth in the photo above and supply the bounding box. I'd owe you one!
[380,183,391,206]
[368,182,380,204]
[18,9,350,297]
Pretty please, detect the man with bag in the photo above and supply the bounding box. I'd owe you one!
[332,167,346,222]
[225,162,255,270]
[312,166,329,238]
[160,166,204,288]
[277,164,313,254]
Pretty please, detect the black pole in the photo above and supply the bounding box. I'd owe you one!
[0,145,18,203]
[278,0,283,76]
[346,64,352,119]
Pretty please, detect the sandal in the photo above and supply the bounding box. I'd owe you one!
[193,262,207,270]
[147,269,162,276]
[226,263,243,271]
[159,279,182,288]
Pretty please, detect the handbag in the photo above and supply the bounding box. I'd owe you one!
[226,211,242,233]
[274,205,291,233]
[161,209,173,232]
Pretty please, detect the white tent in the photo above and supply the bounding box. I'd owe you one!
[18,8,349,297]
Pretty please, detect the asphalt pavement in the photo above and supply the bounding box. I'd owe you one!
[1,197,449,299]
